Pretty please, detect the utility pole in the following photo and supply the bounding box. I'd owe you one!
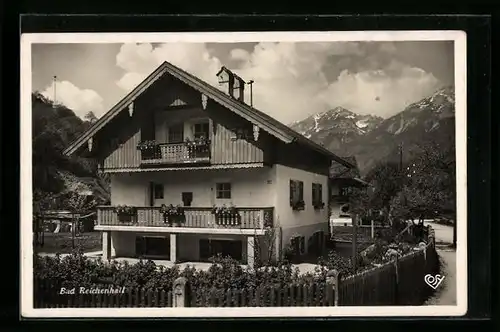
[352,213,358,274]
[247,80,254,107]
[398,142,403,172]
[53,75,57,108]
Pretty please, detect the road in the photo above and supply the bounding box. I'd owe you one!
[423,221,457,305]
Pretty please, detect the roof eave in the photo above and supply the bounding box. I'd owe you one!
[292,137,356,169]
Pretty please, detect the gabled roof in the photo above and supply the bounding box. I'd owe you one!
[63,61,355,169]
[330,156,361,179]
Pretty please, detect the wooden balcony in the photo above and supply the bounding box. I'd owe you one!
[139,142,211,166]
[97,206,274,230]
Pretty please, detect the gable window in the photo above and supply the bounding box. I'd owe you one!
[216,183,231,199]
[312,183,324,209]
[289,180,304,210]
[154,183,164,199]
[167,124,184,143]
[193,122,210,139]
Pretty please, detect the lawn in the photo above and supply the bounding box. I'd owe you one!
[34,231,102,254]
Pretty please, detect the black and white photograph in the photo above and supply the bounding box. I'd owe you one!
[21,31,467,318]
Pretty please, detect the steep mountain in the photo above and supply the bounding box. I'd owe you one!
[289,107,384,156]
[32,92,110,207]
[289,86,456,174]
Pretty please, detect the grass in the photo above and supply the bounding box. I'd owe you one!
[34,231,102,254]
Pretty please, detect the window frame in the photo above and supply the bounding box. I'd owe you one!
[215,182,232,199]
[289,179,304,210]
[167,123,184,143]
[312,183,324,208]
[193,121,210,140]
[153,183,164,200]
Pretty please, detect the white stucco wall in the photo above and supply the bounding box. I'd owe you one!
[110,167,276,208]
[108,164,330,259]
[273,164,329,254]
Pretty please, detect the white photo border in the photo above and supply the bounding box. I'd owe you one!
[20,30,468,318]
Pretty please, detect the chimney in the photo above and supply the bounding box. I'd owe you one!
[216,66,245,103]
[232,74,245,103]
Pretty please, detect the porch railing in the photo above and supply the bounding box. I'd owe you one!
[97,206,274,229]
[140,142,211,165]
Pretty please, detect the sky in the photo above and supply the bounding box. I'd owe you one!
[31,41,454,123]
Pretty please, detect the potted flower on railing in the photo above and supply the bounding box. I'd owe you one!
[114,205,136,223]
[137,140,159,160]
[313,201,325,210]
[160,204,185,226]
[211,204,241,226]
[185,136,210,159]
[290,199,305,211]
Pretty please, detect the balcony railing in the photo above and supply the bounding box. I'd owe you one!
[97,206,274,229]
[139,141,211,166]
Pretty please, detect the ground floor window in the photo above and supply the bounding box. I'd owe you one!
[135,236,170,259]
[199,239,243,262]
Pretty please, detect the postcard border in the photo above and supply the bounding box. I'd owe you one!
[20,30,467,318]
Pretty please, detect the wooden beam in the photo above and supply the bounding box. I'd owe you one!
[253,124,260,141]
[87,137,93,152]
[201,93,208,110]
[128,102,134,117]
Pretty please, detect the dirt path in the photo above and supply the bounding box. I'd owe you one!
[425,247,457,305]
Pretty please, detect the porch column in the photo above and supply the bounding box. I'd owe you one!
[170,234,177,263]
[247,236,255,268]
[102,231,111,260]
[110,233,116,258]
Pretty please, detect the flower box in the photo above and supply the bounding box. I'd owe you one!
[211,204,241,226]
[113,205,136,223]
[185,137,210,159]
[313,202,325,210]
[137,140,159,160]
[160,204,185,226]
[290,200,305,211]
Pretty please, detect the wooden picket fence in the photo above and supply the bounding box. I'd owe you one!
[34,229,438,308]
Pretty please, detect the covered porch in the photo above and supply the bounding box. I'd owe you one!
[101,229,274,268]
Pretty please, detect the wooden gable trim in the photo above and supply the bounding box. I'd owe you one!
[162,62,294,143]
[63,60,355,169]
[63,64,171,156]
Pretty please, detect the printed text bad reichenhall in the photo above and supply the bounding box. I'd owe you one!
[59,286,126,295]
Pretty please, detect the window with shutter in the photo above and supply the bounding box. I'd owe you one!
[290,180,305,210]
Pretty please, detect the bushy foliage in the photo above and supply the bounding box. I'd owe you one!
[32,92,109,208]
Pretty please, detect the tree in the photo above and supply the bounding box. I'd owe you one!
[385,140,457,246]
[33,190,58,248]
[61,190,97,248]
[84,111,98,124]
[363,161,405,213]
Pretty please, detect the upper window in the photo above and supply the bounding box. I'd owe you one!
[167,124,184,143]
[289,180,304,203]
[216,182,231,199]
[312,183,323,206]
[193,122,210,139]
[154,183,164,199]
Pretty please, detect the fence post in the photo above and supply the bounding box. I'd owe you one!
[418,242,427,261]
[371,219,374,239]
[351,214,358,274]
[388,251,399,305]
[326,269,341,306]
[172,277,190,307]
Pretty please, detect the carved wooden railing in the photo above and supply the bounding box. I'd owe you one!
[140,142,211,165]
[97,206,274,229]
